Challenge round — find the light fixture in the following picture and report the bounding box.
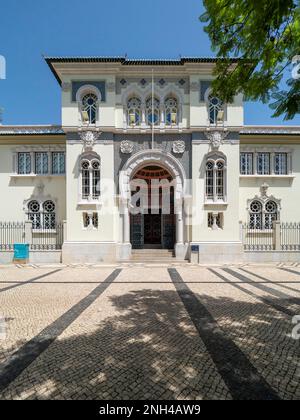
[129,113,136,126]
[217,110,224,123]
[171,112,177,125]
[81,110,90,125]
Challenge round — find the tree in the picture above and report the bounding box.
[200,0,300,120]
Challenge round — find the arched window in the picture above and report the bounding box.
[249,199,279,229]
[205,157,226,202]
[27,200,56,230]
[208,94,223,125]
[43,201,56,229]
[165,96,178,125]
[249,200,263,229]
[205,161,214,200]
[146,97,160,126]
[81,93,98,124]
[264,200,278,229]
[81,158,101,201]
[127,97,142,126]
[28,200,41,230]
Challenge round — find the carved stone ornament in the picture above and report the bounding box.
[205,130,228,149]
[172,140,185,154]
[79,130,101,150]
[120,140,134,154]
[260,182,269,198]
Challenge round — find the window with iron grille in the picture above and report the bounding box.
[249,199,279,230]
[205,158,226,202]
[18,152,31,174]
[35,152,48,175]
[274,153,287,175]
[240,153,253,175]
[27,200,56,230]
[81,159,100,201]
[52,152,65,175]
[257,153,270,175]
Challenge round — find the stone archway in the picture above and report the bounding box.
[119,150,186,259]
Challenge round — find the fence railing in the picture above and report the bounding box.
[281,223,300,251]
[31,222,64,250]
[0,221,64,251]
[241,223,275,251]
[0,222,25,251]
[241,221,300,251]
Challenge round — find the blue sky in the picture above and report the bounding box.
[0,0,299,126]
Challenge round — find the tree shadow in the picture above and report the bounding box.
[0,289,299,400]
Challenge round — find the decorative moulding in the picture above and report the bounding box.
[120,140,134,154]
[205,130,229,150]
[172,140,185,154]
[79,130,101,150]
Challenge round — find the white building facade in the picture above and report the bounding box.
[0,56,299,264]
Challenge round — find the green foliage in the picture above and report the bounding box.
[201,0,300,119]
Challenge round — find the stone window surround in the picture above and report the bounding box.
[12,146,66,177]
[247,196,281,231]
[240,147,293,176]
[76,84,102,127]
[23,196,58,232]
[78,152,101,205]
[120,83,184,130]
[204,88,227,127]
[205,152,227,204]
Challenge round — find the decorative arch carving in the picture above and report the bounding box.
[119,150,186,202]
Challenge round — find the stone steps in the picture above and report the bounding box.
[120,248,187,264]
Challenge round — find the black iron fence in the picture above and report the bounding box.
[0,221,64,251]
[0,222,25,251]
[241,222,300,251]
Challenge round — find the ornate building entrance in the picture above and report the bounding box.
[130,165,176,249]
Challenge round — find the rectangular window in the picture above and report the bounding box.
[240,153,253,175]
[257,153,270,175]
[52,152,65,175]
[274,153,287,175]
[35,152,48,175]
[18,152,31,174]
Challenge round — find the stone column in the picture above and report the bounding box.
[123,201,130,244]
[274,220,281,251]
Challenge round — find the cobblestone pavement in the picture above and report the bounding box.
[0,264,299,400]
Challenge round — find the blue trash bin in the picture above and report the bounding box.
[13,244,29,261]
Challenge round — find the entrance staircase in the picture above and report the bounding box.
[122,249,186,264]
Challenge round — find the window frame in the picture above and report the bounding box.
[205,154,227,203]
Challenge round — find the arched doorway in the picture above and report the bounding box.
[130,165,176,249]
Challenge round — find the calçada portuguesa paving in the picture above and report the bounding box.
[0,263,299,400]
